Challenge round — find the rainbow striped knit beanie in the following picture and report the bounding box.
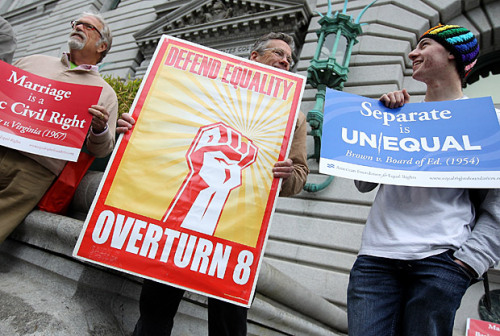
[419,24,479,78]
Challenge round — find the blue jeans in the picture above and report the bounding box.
[347,251,473,336]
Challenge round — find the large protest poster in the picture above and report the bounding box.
[73,35,305,307]
[0,61,101,161]
[320,89,500,188]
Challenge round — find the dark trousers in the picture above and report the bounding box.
[133,279,248,336]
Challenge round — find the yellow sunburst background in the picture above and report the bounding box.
[105,44,297,247]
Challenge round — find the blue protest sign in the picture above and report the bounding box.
[320,89,500,188]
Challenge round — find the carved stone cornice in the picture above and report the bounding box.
[134,0,312,62]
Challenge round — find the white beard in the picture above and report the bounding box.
[68,34,86,50]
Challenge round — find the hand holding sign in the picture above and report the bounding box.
[88,104,110,133]
[379,88,410,109]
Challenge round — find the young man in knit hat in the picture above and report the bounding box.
[347,24,500,336]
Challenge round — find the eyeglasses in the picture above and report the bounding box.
[71,20,102,38]
[262,47,294,67]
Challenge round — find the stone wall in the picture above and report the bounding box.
[1,0,500,335]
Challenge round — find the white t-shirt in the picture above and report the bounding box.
[359,185,475,260]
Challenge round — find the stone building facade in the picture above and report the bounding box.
[1,0,499,335]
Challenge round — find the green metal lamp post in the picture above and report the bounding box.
[304,0,376,192]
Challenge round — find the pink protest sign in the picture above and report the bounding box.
[0,61,102,161]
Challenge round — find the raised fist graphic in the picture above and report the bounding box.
[162,122,258,236]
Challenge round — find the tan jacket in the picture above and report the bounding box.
[280,111,309,197]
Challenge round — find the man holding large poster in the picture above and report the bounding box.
[347,24,500,336]
[131,32,308,336]
[0,12,118,242]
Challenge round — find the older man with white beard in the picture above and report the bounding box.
[0,12,119,243]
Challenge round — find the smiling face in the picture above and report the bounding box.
[250,39,293,71]
[409,38,457,83]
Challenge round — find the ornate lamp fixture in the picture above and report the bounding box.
[304,0,376,192]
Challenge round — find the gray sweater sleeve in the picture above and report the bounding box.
[454,189,500,277]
